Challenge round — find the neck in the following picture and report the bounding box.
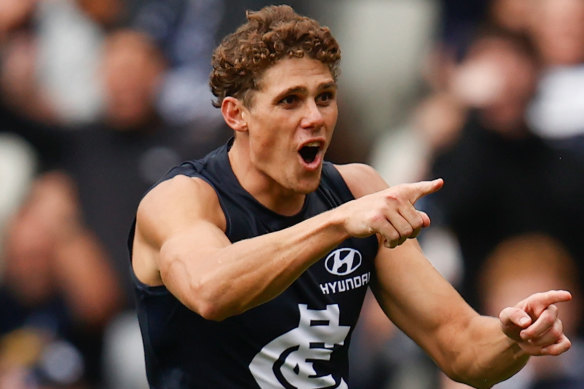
[228,137,306,216]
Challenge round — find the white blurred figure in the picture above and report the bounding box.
[35,0,126,127]
[102,312,148,389]
[310,0,440,142]
[526,0,584,153]
[0,134,36,272]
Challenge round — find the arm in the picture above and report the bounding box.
[131,170,440,321]
[133,174,350,321]
[338,164,571,388]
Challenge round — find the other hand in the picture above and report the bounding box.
[499,290,572,356]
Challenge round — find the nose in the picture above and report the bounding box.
[300,101,324,129]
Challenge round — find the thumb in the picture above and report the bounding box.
[500,307,532,339]
[408,178,444,204]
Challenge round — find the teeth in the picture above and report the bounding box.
[305,142,320,147]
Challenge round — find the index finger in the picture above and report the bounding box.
[406,178,444,204]
[523,290,572,317]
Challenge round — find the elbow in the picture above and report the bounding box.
[160,247,236,322]
[195,298,230,322]
[187,278,236,322]
[444,370,495,389]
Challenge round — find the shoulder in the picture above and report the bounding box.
[136,174,226,246]
[334,163,388,199]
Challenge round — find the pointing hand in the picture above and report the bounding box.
[499,290,572,356]
[340,178,443,248]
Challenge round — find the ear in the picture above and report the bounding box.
[221,97,248,133]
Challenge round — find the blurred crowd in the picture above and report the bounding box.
[0,0,583,388]
[363,0,584,388]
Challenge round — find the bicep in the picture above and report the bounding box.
[133,175,229,288]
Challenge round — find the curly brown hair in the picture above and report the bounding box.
[209,5,341,108]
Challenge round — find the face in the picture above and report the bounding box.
[238,56,338,195]
[101,31,164,130]
[530,0,584,65]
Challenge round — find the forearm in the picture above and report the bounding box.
[445,315,529,389]
[161,207,350,321]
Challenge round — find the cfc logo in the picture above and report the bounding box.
[324,248,362,276]
[249,304,350,389]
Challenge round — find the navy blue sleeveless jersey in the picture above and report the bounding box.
[129,140,379,388]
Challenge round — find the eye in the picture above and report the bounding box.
[316,91,334,105]
[279,95,299,107]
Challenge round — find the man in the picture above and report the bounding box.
[129,5,571,388]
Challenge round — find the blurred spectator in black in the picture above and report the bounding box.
[129,0,311,128]
[442,233,584,389]
[435,0,488,60]
[0,0,60,125]
[0,28,230,305]
[130,0,225,128]
[428,29,584,318]
[525,0,584,162]
[0,172,122,388]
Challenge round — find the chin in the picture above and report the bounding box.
[294,172,322,194]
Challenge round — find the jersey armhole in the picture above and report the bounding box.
[321,162,357,204]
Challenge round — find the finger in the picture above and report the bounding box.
[500,307,532,338]
[410,224,422,240]
[520,304,559,341]
[368,217,400,249]
[381,227,403,249]
[540,334,571,356]
[385,212,414,244]
[378,223,409,249]
[399,209,430,238]
[406,178,444,204]
[523,290,572,317]
[399,202,427,230]
[524,317,563,348]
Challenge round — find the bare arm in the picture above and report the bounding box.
[133,175,350,321]
[132,169,440,321]
[338,164,571,388]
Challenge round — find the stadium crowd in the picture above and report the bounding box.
[0,0,583,388]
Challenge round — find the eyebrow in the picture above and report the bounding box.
[319,81,337,91]
[272,81,337,103]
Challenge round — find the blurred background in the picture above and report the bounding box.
[0,0,583,388]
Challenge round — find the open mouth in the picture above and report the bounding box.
[299,144,320,163]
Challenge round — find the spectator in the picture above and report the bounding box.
[428,29,584,313]
[0,28,230,304]
[526,0,584,160]
[0,7,58,124]
[485,0,534,34]
[442,233,584,388]
[0,172,122,388]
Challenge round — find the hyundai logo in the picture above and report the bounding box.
[324,248,362,276]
